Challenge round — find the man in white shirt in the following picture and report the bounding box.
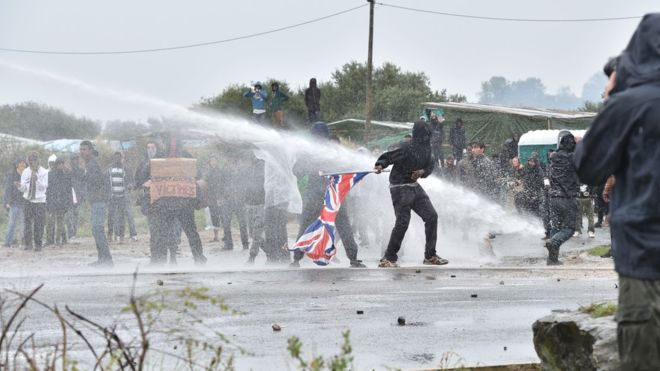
[19,152,48,251]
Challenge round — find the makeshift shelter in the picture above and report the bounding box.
[327,103,595,155]
[518,129,587,165]
[421,102,595,152]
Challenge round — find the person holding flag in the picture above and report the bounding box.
[375,120,449,268]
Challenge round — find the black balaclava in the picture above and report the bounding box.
[558,133,576,152]
[410,120,432,167]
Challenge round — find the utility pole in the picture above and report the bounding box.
[365,0,375,142]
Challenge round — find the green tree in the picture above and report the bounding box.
[0,102,101,140]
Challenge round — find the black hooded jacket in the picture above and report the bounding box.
[548,133,579,198]
[304,78,321,112]
[574,14,660,280]
[375,121,435,185]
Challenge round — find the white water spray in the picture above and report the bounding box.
[0,60,544,273]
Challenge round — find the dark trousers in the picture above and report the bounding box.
[220,200,248,249]
[247,204,265,258]
[65,203,80,238]
[548,197,577,249]
[293,199,359,263]
[452,146,463,161]
[432,143,444,167]
[150,204,204,264]
[23,202,46,248]
[383,185,438,262]
[307,109,320,123]
[616,276,660,371]
[46,209,67,245]
[542,192,552,237]
[265,206,290,262]
[109,196,127,238]
[209,204,221,228]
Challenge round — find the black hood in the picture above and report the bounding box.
[614,13,660,92]
[558,133,576,152]
[412,120,432,146]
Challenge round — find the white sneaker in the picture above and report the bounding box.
[572,231,580,238]
[131,236,138,242]
[588,231,595,239]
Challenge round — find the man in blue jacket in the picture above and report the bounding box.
[574,14,660,370]
[244,81,268,124]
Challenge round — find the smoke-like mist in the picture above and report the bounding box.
[0,60,544,274]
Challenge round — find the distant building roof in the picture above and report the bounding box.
[421,102,597,120]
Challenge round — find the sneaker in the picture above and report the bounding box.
[378,258,399,268]
[423,255,449,266]
[130,236,138,242]
[349,260,367,268]
[572,231,581,238]
[588,231,595,239]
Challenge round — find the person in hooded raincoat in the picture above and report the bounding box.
[304,78,321,123]
[545,133,579,265]
[374,120,448,267]
[574,15,660,370]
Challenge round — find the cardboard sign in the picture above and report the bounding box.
[150,158,197,203]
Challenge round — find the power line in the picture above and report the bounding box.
[0,4,368,55]
[377,2,642,22]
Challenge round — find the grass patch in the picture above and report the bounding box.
[587,245,611,257]
[580,302,617,318]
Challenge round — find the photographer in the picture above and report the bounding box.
[574,15,660,370]
[243,81,268,123]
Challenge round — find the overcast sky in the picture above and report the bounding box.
[0,0,656,121]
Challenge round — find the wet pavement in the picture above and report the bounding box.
[0,224,617,370]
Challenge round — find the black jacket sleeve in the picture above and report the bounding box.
[574,95,636,185]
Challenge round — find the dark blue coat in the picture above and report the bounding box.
[574,14,660,280]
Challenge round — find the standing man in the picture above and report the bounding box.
[545,133,579,265]
[80,141,113,266]
[270,82,289,128]
[19,152,48,251]
[66,154,84,242]
[3,159,27,248]
[449,118,466,160]
[375,120,448,268]
[108,152,130,244]
[45,158,72,246]
[429,113,445,168]
[304,78,321,123]
[135,140,167,262]
[243,81,268,124]
[575,16,660,370]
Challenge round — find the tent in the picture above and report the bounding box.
[420,102,595,152]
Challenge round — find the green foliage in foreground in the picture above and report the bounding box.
[288,330,354,371]
[587,245,611,257]
[579,302,617,318]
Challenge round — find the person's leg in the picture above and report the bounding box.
[411,187,439,260]
[235,205,249,250]
[175,205,206,263]
[586,199,595,232]
[55,211,65,245]
[273,208,290,262]
[209,204,221,241]
[575,199,584,234]
[124,193,137,238]
[116,197,126,239]
[220,203,234,249]
[292,200,322,263]
[383,187,414,263]
[90,202,112,263]
[45,210,55,245]
[335,206,359,263]
[547,198,577,262]
[33,204,46,250]
[23,203,34,249]
[247,205,265,259]
[4,205,20,246]
[148,207,168,264]
[616,276,660,371]
[106,203,114,240]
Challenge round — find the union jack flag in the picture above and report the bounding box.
[290,172,369,265]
